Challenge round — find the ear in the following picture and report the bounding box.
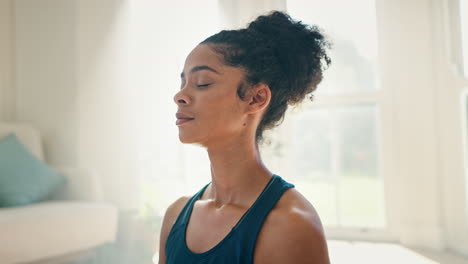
[247,83,271,114]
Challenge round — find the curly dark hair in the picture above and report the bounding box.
[200,10,331,143]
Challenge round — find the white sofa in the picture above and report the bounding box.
[0,123,119,264]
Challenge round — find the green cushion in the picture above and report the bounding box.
[0,133,66,207]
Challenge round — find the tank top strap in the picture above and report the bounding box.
[170,182,211,230]
[234,174,295,257]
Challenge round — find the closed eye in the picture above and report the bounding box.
[197,83,212,88]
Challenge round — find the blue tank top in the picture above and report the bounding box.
[165,174,294,264]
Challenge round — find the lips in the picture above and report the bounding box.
[176,112,194,126]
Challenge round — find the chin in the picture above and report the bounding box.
[178,135,193,144]
[178,133,208,148]
[178,133,199,144]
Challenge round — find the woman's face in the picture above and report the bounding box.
[174,44,248,146]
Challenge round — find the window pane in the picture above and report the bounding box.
[337,107,378,178]
[287,105,385,228]
[291,110,332,179]
[287,0,380,95]
[336,106,384,227]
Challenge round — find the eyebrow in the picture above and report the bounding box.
[180,65,221,78]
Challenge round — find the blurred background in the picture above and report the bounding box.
[0,0,468,263]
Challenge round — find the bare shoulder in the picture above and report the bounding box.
[254,188,331,264]
[163,196,191,227]
[158,196,191,264]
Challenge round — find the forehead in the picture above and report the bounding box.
[182,44,245,79]
[184,44,223,70]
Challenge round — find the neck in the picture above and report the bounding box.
[204,135,272,207]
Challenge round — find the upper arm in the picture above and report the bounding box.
[158,196,190,264]
[254,207,330,264]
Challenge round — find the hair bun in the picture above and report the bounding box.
[246,11,331,104]
[246,11,296,39]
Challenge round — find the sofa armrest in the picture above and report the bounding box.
[49,167,104,202]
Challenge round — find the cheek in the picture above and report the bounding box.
[196,96,240,133]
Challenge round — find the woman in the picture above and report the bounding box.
[159,10,331,264]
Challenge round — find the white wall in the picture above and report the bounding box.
[14,0,139,208]
[15,0,78,166]
[76,0,140,209]
[218,0,286,29]
[0,0,15,121]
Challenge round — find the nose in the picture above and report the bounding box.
[173,89,191,106]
